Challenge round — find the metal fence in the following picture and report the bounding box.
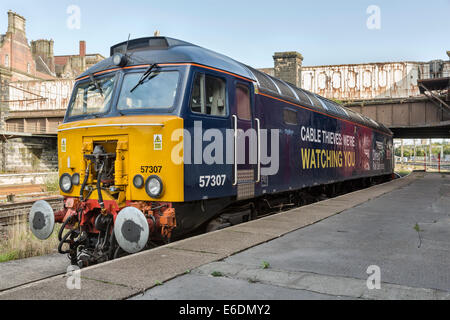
[3,122,58,134]
[395,159,450,173]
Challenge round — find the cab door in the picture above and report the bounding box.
[230,80,259,200]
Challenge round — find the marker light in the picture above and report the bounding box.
[145,175,163,198]
[133,174,144,189]
[72,173,80,186]
[112,53,128,67]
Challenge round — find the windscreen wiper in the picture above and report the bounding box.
[130,63,159,93]
[89,73,103,97]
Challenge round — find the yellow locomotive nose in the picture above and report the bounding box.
[57,115,184,204]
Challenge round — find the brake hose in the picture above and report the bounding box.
[97,162,105,210]
[80,162,91,201]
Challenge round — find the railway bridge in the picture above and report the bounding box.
[263,51,450,139]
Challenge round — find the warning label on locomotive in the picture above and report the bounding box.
[61,138,66,153]
[154,134,162,150]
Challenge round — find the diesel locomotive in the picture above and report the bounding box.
[29,37,394,267]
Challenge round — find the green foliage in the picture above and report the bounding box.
[444,146,450,155]
[416,150,425,157]
[0,250,19,263]
[331,98,344,105]
[261,261,270,269]
[211,271,223,277]
[44,173,59,192]
[396,170,411,177]
[414,223,422,232]
[0,222,60,263]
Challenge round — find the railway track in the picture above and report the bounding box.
[0,196,63,232]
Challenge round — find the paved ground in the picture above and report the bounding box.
[133,173,450,300]
[2,172,448,300]
[0,253,68,291]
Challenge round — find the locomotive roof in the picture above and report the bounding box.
[78,36,392,135]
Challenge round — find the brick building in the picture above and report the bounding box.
[54,41,105,78]
[0,10,105,173]
[0,11,55,82]
[0,10,104,92]
[0,10,105,125]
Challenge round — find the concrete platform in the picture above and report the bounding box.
[2,172,449,300]
[0,253,68,291]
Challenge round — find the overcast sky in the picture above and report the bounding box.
[0,0,449,68]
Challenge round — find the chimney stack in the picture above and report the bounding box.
[7,10,26,35]
[79,41,86,57]
[273,51,304,88]
[31,39,55,74]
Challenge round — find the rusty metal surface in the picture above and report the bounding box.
[7,79,75,112]
[301,61,450,101]
[302,62,420,100]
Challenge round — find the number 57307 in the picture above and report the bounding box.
[199,175,226,188]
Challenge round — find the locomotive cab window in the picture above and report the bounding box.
[190,73,226,116]
[283,108,298,125]
[68,75,116,117]
[118,71,179,110]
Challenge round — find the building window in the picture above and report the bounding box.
[27,63,31,74]
[190,73,227,116]
[5,54,9,67]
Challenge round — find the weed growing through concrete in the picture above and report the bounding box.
[211,271,223,277]
[414,223,423,248]
[155,280,162,286]
[261,261,270,269]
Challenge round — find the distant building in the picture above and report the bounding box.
[0,11,55,82]
[54,41,105,79]
[0,10,105,131]
[0,10,104,82]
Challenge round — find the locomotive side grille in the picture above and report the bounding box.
[237,169,255,200]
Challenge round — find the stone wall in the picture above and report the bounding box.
[0,172,57,185]
[273,52,303,88]
[0,136,57,173]
[0,67,11,129]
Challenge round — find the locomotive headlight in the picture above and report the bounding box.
[133,174,144,189]
[112,53,128,67]
[145,175,163,198]
[72,173,80,186]
[59,173,73,193]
